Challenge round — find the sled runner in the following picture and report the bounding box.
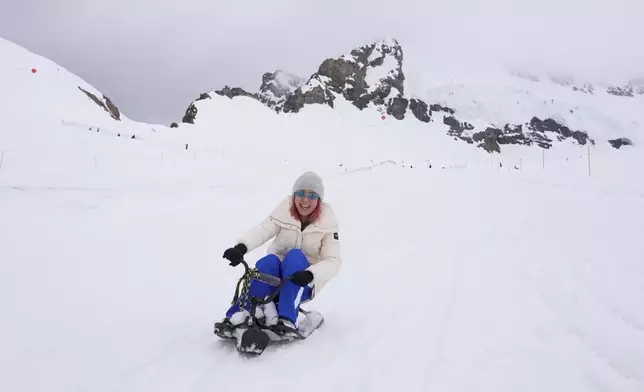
[214,259,324,355]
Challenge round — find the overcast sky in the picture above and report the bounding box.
[1,0,642,124]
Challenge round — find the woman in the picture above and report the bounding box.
[220,171,341,335]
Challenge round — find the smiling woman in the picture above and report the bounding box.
[291,171,325,227]
[217,171,341,339]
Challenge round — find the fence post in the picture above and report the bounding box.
[0,150,4,170]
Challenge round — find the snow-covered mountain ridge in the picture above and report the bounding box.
[178,38,642,153]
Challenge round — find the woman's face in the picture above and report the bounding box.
[293,190,319,216]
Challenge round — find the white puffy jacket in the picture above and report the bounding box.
[237,196,341,296]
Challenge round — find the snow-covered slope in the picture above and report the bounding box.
[2,37,644,392]
[0,37,176,188]
[415,68,644,150]
[0,37,126,128]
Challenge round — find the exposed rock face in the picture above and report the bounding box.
[104,97,120,120]
[472,124,542,151]
[409,99,431,122]
[572,83,595,95]
[472,127,501,153]
[607,83,634,97]
[387,96,408,120]
[283,84,335,113]
[77,86,121,121]
[214,86,258,100]
[283,38,408,114]
[182,103,197,124]
[528,117,592,146]
[609,138,633,149]
[443,115,475,143]
[459,116,592,153]
[430,104,455,115]
[259,70,306,111]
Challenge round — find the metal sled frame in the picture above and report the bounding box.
[229,259,312,317]
[215,259,323,355]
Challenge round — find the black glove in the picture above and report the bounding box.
[222,243,247,266]
[291,270,314,286]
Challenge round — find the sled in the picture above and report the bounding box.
[214,259,324,356]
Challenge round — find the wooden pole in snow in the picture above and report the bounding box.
[542,148,545,170]
[0,150,4,170]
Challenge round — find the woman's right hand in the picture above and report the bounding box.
[222,243,247,266]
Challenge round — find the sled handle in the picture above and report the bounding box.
[234,259,294,305]
[238,259,288,287]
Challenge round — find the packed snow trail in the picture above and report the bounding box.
[2,163,644,392]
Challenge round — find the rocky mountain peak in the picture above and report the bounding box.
[607,82,635,97]
[176,37,635,154]
[258,70,306,110]
[180,38,431,124]
[281,38,405,114]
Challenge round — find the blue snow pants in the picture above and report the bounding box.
[226,249,313,323]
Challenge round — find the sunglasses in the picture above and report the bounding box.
[294,190,319,200]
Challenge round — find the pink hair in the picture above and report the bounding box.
[290,195,322,223]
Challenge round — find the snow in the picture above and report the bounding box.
[300,76,327,93]
[415,68,644,145]
[2,37,644,392]
[0,38,129,128]
[272,70,306,93]
[260,70,306,103]
[365,54,400,93]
